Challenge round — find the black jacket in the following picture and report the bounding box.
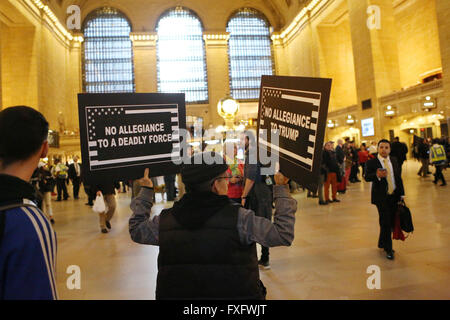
[364,156,405,205]
[68,163,81,181]
[335,145,345,164]
[418,143,429,159]
[322,149,340,174]
[156,192,264,300]
[391,142,408,163]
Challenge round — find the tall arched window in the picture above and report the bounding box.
[227,8,274,100]
[82,7,135,93]
[156,7,208,104]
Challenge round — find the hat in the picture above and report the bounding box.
[181,152,229,186]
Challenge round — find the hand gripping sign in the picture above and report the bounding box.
[257,75,332,193]
[78,93,186,185]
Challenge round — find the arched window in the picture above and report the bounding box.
[227,8,274,100]
[156,7,208,104]
[82,7,135,93]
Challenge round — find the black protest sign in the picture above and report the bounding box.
[78,93,186,185]
[257,75,332,193]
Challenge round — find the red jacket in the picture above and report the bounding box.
[358,150,369,164]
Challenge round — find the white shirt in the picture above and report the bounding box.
[377,154,396,192]
[74,162,80,177]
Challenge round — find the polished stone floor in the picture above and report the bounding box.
[52,160,450,299]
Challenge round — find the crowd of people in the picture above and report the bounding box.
[308,135,448,208]
[0,105,449,299]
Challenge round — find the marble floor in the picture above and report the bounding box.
[52,160,450,300]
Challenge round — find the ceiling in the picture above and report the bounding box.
[48,0,315,31]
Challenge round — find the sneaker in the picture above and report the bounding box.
[101,228,108,234]
[106,221,111,229]
[258,259,271,270]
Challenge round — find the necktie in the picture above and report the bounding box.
[383,159,394,194]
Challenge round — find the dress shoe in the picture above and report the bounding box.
[332,199,340,202]
[441,183,447,186]
[386,251,395,260]
[101,228,108,234]
[318,201,328,205]
[106,221,111,229]
[50,218,55,225]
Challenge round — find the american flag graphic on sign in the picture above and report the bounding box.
[259,86,322,172]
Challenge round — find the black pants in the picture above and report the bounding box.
[72,176,81,198]
[434,165,446,184]
[350,163,359,181]
[164,175,176,201]
[375,194,399,253]
[84,185,95,205]
[252,183,273,262]
[56,178,69,200]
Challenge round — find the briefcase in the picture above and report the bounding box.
[398,200,414,233]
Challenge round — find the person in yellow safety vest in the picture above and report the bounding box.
[430,138,447,186]
[51,158,69,200]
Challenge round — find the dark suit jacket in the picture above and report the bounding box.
[364,156,404,205]
[68,163,81,181]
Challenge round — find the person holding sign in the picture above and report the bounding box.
[365,140,405,260]
[129,152,297,300]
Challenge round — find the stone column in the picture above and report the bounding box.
[203,32,230,127]
[347,0,402,139]
[131,33,158,93]
[435,0,450,124]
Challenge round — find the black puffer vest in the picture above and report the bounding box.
[156,203,264,300]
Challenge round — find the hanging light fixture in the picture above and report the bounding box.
[346,115,355,125]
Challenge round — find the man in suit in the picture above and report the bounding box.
[390,137,408,175]
[68,156,82,199]
[365,139,405,260]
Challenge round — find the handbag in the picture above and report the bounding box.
[392,200,413,241]
[398,200,414,233]
[92,194,106,213]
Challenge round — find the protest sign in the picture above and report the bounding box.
[78,93,186,185]
[257,75,332,192]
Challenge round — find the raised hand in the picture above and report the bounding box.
[138,168,153,188]
[274,172,289,185]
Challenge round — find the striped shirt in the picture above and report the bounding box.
[0,201,58,300]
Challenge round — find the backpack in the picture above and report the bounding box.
[0,201,37,247]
